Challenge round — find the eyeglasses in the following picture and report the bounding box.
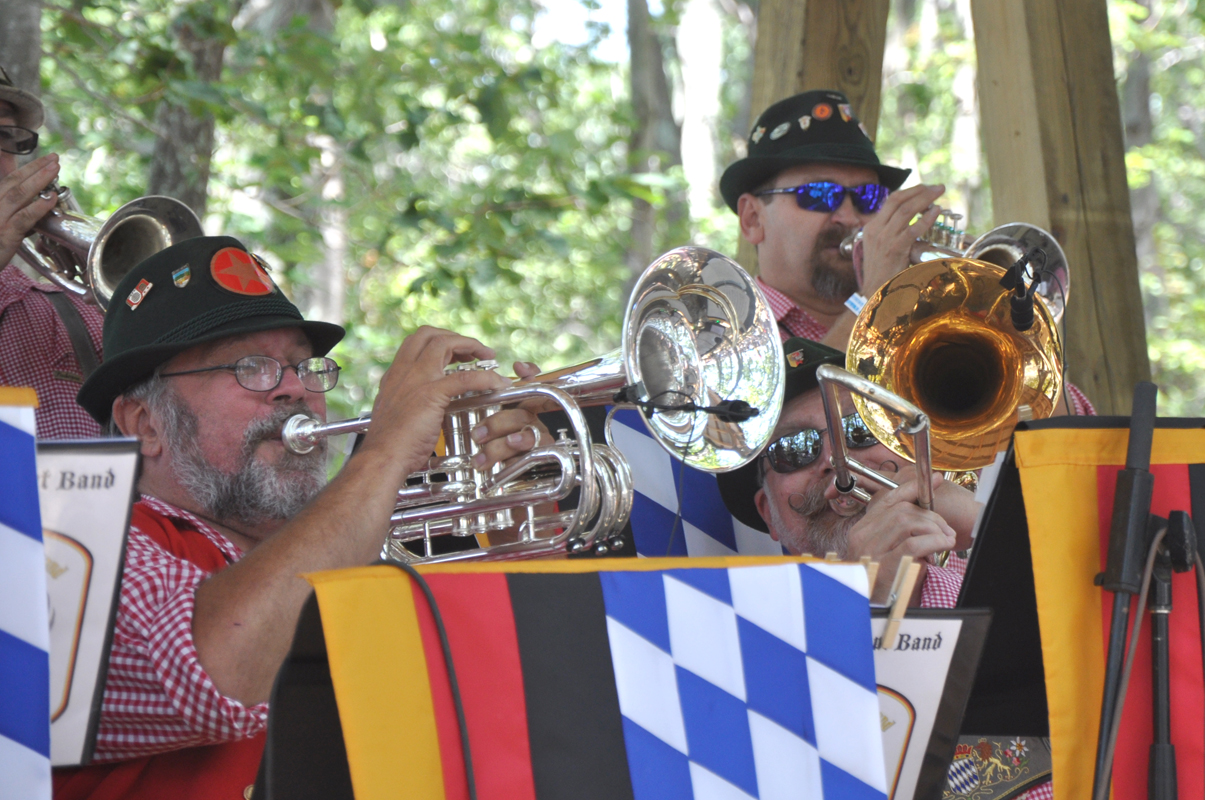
[762,412,878,474]
[160,355,341,393]
[0,125,38,155]
[754,181,890,215]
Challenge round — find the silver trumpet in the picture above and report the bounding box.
[282,246,785,564]
[19,184,204,311]
[839,210,1070,323]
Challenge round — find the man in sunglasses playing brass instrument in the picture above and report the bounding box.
[0,64,105,438]
[720,90,946,351]
[57,236,547,799]
[718,340,978,608]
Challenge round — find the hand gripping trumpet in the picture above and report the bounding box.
[282,246,786,564]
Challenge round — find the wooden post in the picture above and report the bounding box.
[738,0,890,272]
[973,0,1150,414]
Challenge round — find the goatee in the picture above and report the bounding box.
[809,223,859,303]
[168,402,329,527]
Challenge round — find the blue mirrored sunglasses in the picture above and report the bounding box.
[755,181,889,215]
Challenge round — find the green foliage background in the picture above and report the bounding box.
[34,0,1205,418]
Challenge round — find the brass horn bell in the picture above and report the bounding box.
[846,256,1063,472]
[19,184,204,311]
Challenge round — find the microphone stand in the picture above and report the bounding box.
[1091,382,1158,800]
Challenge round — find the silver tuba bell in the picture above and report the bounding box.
[18,184,204,311]
[282,246,786,564]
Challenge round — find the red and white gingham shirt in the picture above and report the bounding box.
[0,263,103,439]
[93,495,267,761]
[757,278,831,343]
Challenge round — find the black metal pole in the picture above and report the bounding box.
[1092,382,1159,800]
[1148,546,1177,800]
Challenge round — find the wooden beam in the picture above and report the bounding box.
[973,0,1150,415]
[739,0,890,273]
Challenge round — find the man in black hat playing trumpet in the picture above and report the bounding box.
[720,89,945,350]
[57,236,546,799]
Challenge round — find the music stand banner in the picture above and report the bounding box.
[1013,422,1205,799]
[37,439,140,766]
[304,557,888,800]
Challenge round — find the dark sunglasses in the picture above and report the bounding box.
[0,125,38,155]
[160,355,341,393]
[762,412,878,474]
[754,181,890,215]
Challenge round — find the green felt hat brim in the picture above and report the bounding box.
[77,316,344,426]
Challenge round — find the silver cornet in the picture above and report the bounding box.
[282,246,786,564]
[19,184,204,311]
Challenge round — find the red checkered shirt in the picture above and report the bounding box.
[757,278,831,343]
[92,495,267,761]
[919,552,967,609]
[0,263,103,439]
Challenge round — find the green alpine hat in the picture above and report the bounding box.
[716,338,845,533]
[719,89,910,212]
[77,235,345,425]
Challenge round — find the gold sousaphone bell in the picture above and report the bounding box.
[820,226,1065,505]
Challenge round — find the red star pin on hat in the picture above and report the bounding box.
[210,247,275,296]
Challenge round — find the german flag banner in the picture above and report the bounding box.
[304,557,888,800]
[1013,423,1205,799]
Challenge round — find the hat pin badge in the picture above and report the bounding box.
[769,122,791,141]
[172,265,191,288]
[751,125,766,144]
[126,279,153,310]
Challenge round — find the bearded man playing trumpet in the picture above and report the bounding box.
[55,235,548,800]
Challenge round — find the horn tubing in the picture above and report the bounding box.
[816,364,933,511]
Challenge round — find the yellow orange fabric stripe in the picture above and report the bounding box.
[0,387,38,407]
[306,567,446,800]
[1013,427,1205,800]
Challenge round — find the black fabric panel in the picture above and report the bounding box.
[958,446,1050,735]
[1017,417,1205,431]
[508,573,635,800]
[254,592,353,800]
[1189,463,1205,533]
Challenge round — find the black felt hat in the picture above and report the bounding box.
[77,235,345,424]
[716,338,845,532]
[0,64,44,130]
[719,89,911,212]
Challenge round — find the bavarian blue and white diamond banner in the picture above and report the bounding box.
[609,409,785,557]
[0,391,51,799]
[600,561,887,799]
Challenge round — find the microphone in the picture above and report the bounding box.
[999,247,1042,332]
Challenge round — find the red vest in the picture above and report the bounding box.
[54,502,265,800]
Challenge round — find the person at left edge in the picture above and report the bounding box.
[54,235,548,800]
[0,64,103,438]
